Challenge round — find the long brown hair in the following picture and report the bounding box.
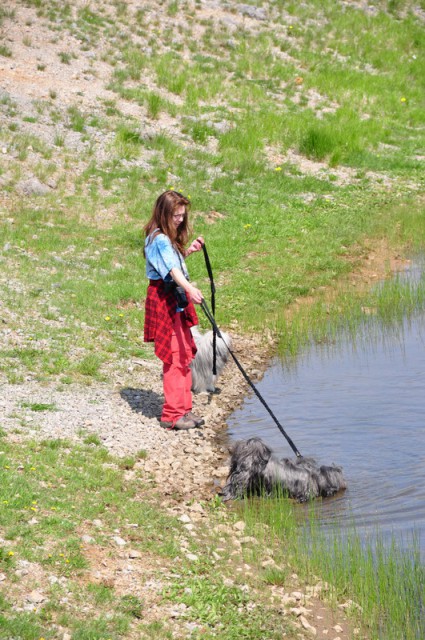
[144,190,191,255]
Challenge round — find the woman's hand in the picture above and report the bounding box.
[186,283,204,305]
[186,236,204,256]
[170,266,204,304]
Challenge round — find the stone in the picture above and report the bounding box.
[81,534,94,544]
[290,606,312,617]
[239,536,257,544]
[16,178,51,196]
[300,615,317,635]
[27,590,45,604]
[178,514,191,524]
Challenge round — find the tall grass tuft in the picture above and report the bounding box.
[240,494,425,640]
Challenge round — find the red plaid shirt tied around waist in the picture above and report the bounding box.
[144,280,198,364]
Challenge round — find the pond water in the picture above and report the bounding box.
[227,262,425,560]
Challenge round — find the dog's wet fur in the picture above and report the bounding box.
[222,437,346,502]
[191,325,231,393]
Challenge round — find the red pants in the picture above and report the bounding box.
[161,312,193,425]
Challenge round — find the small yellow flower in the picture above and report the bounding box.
[30,467,36,471]
[118,313,124,317]
[65,559,70,564]
[3,500,8,505]
[105,316,111,321]
[5,465,10,469]
[244,224,252,230]
[275,166,282,171]
[400,97,406,103]
[59,553,64,557]
[8,551,14,557]
[32,500,37,505]
[31,507,37,511]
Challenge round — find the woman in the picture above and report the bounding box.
[143,190,205,430]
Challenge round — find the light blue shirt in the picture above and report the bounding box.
[145,231,189,282]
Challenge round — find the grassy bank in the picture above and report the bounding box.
[240,496,425,640]
[0,1,424,638]
[0,0,424,384]
[0,432,296,639]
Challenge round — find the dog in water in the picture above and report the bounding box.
[221,437,346,502]
[190,325,232,393]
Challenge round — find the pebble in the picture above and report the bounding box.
[112,536,126,547]
[300,615,317,635]
[26,590,45,603]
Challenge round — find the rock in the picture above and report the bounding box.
[261,558,276,568]
[239,536,257,544]
[187,502,205,514]
[27,590,45,604]
[290,606,311,617]
[16,178,51,196]
[81,534,94,544]
[238,4,267,20]
[112,536,126,547]
[178,514,191,524]
[300,615,316,635]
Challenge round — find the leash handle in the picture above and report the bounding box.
[200,300,302,458]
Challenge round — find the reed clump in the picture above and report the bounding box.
[240,494,424,640]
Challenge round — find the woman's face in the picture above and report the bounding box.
[171,204,186,229]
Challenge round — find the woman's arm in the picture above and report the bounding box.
[170,267,203,304]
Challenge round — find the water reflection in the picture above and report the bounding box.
[227,263,425,559]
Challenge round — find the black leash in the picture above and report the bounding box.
[202,244,217,375]
[200,298,302,458]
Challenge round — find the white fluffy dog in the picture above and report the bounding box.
[190,325,232,393]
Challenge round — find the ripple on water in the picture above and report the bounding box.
[228,307,425,559]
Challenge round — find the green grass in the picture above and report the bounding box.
[20,402,57,412]
[0,2,424,635]
[236,494,425,640]
[0,436,300,639]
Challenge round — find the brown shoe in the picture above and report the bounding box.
[186,412,205,427]
[174,415,197,430]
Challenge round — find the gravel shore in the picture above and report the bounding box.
[1,331,274,501]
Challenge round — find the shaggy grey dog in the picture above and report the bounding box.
[190,325,232,393]
[222,437,346,502]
